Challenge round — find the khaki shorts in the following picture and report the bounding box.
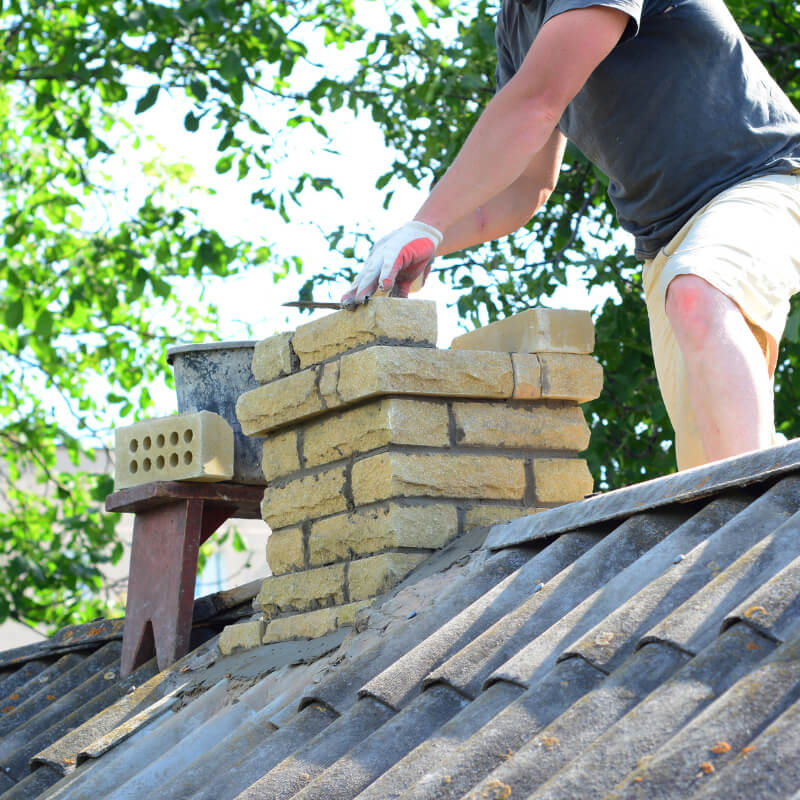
[643,170,800,470]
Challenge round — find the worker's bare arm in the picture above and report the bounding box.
[437,128,566,256]
[414,5,629,234]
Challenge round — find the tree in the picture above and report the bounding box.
[0,0,366,630]
[1,0,797,629]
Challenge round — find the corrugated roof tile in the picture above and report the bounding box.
[352,681,523,800]
[465,641,691,799]
[608,630,800,799]
[191,702,339,800]
[3,442,800,800]
[301,546,534,714]
[487,440,800,548]
[641,507,800,655]
[530,622,776,800]
[234,697,394,800]
[429,510,686,699]
[724,552,800,643]
[689,693,800,800]
[293,684,468,800]
[400,657,604,800]
[361,531,601,710]
[0,661,49,706]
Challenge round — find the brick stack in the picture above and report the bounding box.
[234,298,602,644]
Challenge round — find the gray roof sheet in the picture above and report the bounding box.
[2,440,800,799]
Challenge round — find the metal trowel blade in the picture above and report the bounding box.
[282,301,341,310]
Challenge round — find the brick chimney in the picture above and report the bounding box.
[233,299,601,645]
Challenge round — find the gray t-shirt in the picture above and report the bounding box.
[496,0,800,259]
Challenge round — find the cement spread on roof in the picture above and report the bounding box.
[1,441,800,799]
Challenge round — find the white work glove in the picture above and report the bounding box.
[341,221,443,308]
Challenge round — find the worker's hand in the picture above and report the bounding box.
[341,221,443,308]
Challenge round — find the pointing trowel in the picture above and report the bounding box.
[282,301,341,310]
[283,277,423,311]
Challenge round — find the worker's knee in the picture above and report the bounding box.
[664,274,730,348]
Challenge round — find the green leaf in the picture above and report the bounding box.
[34,310,54,340]
[135,85,160,114]
[219,51,243,82]
[4,300,23,328]
[215,154,234,174]
[184,112,200,132]
[189,79,208,101]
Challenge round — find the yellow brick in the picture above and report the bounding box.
[261,465,347,529]
[309,503,459,566]
[533,458,594,504]
[114,411,233,490]
[218,620,265,655]
[463,504,542,531]
[291,297,437,368]
[450,309,594,354]
[511,353,542,400]
[261,430,300,483]
[539,353,603,403]
[338,346,514,404]
[236,367,327,437]
[262,600,371,643]
[319,360,340,406]
[252,332,294,383]
[348,553,429,601]
[351,452,526,505]
[256,563,346,618]
[452,403,590,451]
[303,398,449,468]
[266,527,305,575]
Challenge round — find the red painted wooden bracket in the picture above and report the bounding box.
[106,481,263,677]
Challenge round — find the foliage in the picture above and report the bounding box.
[0,0,364,630]
[1,0,797,628]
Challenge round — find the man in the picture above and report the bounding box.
[341,0,800,471]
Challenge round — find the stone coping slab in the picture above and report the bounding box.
[450,308,594,354]
[237,346,601,437]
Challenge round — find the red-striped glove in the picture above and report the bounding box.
[341,221,443,308]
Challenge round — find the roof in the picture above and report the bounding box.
[3,440,800,799]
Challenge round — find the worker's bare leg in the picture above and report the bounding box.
[665,274,774,463]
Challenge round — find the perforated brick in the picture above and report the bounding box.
[114,411,233,490]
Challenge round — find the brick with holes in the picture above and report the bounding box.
[114,411,234,490]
